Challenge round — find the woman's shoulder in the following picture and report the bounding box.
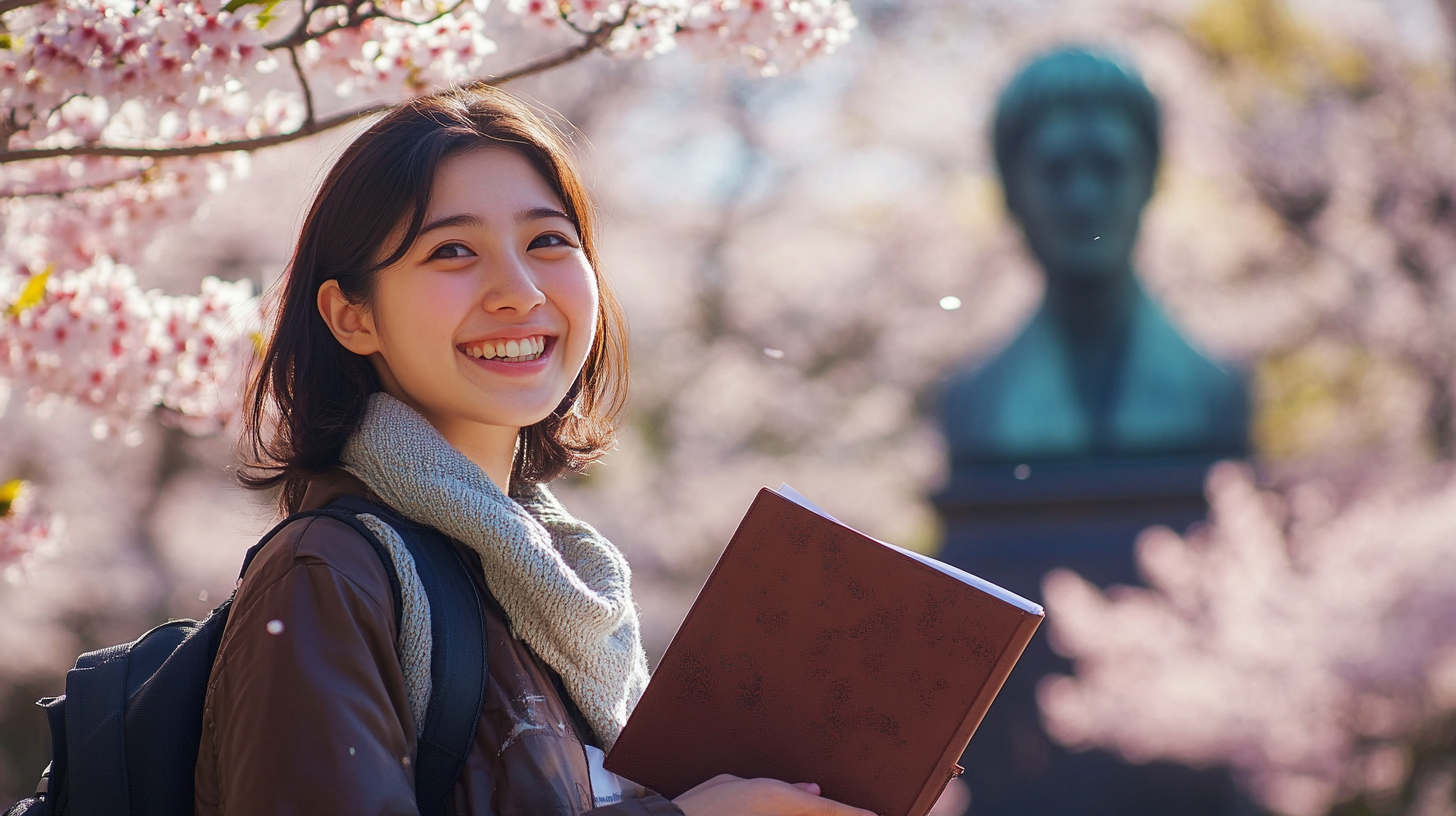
[213,507,404,687]
[236,472,398,626]
[253,472,396,591]
[245,514,393,604]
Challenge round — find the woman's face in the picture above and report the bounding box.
[354,148,598,437]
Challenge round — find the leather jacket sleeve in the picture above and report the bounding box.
[196,516,421,816]
[195,501,686,816]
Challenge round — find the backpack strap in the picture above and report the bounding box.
[254,496,488,816]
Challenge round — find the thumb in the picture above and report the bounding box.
[793,782,823,796]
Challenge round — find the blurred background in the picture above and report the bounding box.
[4,0,1456,813]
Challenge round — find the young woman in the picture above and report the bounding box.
[199,86,877,816]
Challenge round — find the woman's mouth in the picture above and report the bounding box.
[459,335,549,363]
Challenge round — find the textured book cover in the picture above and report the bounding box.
[606,487,1044,816]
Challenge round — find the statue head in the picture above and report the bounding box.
[993,48,1161,287]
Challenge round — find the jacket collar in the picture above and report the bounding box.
[298,469,380,512]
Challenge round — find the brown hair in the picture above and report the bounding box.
[240,85,628,514]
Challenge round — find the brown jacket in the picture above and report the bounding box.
[195,471,683,816]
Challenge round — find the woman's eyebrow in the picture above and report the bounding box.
[420,213,483,234]
[518,206,572,224]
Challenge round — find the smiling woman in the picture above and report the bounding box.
[242,89,628,512]
[209,86,877,816]
[314,147,603,492]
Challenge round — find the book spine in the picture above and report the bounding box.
[903,610,1044,816]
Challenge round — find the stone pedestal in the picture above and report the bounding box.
[934,457,1259,816]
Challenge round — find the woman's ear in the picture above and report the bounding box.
[317,279,381,356]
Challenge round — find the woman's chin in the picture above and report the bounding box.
[464,401,567,430]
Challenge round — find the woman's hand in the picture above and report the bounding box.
[672,774,880,816]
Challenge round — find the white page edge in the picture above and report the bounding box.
[771,483,1044,616]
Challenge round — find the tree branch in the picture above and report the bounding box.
[263,0,468,51]
[287,46,317,127]
[0,105,381,162]
[3,166,151,197]
[473,8,626,86]
[371,0,467,28]
[0,14,632,165]
[265,0,361,51]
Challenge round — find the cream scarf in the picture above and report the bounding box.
[341,392,650,751]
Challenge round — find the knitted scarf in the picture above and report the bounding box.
[341,392,650,751]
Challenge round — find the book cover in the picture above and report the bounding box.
[605,486,1044,816]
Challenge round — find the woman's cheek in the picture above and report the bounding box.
[565,267,599,360]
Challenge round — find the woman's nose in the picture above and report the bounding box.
[481,253,546,314]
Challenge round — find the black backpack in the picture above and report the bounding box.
[3,496,487,816]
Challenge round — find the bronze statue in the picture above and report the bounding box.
[942,48,1248,466]
[935,49,1254,816]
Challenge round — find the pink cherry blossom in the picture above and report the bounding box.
[2,155,249,273]
[1040,462,1456,816]
[0,259,261,437]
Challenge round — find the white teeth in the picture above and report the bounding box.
[463,336,546,362]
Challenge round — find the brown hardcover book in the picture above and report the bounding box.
[605,486,1044,816]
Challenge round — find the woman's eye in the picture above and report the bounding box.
[429,242,474,260]
[529,233,576,251]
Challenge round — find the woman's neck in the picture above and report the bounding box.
[370,362,521,492]
[381,389,519,492]
[427,418,520,493]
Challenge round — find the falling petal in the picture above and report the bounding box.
[266,619,285,635]
[763,348,786,359]
[939,296,962,311]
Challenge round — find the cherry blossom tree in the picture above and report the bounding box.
[1,0,856,281]
[0,0,859,567]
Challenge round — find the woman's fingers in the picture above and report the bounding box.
[795,787,877,816]
[673,776,878,816]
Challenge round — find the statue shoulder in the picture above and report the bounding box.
[943,311,1060,410]
[1121,291,1250,454]
[940,311,1074,460]
[1128,293,1247,400]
